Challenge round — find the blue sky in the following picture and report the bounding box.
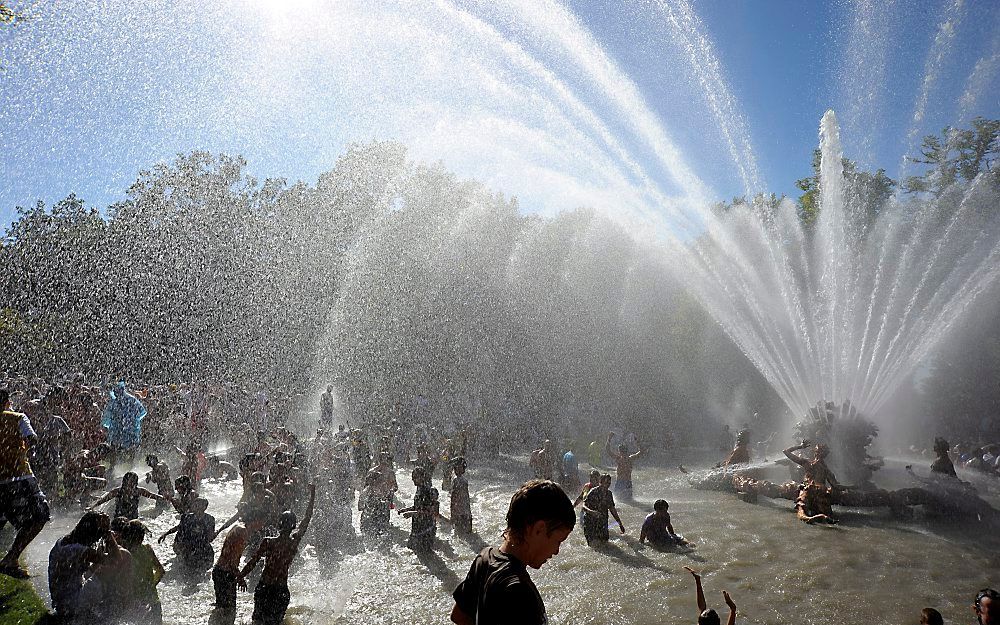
[1,0,997,231]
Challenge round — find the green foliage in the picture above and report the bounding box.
[795,149,896,226]
[904,117,1000,196]
[0,573,52,624]
[0,144,784,445]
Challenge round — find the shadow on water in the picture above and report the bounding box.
[415,547,461,591]
[591,537,674,572]
[454,529,489,553]
[207,606,237,625]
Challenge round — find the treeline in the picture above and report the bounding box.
[0,143,784,447]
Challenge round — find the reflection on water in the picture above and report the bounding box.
[15,452,1000,624]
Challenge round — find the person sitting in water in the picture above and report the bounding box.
[976,588,997,625]
[90,471,170,520]
[684,566,737,625]
[212,523,248,612]
[119,519,164,624]
[930,437,957,477]
[159,497,215,570]
[451,480,575,625]
[581,473,625,545]
[640,499,687,548]
[203,455,239,481]
[238,483,316,625]
[605,432,642,498]
[399,466,440,552]
[716,430,752,468]
[783,440,840,524]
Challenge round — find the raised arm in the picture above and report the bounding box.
[723,590,737,625]
[783,441,810,466]
[214,509,242,539]
[684,567,707,613]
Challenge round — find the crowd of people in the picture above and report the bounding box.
[0,375,478,624]
[0,374,996,624]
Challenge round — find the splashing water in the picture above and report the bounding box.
[673,109,1000,419]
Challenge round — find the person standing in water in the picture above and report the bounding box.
[451,480,575,625]
[450,457,473,535]
[238,483,316,625]
[319,385,334,430]
[89,471,170,520]
[581,473,625,545]
[605,432,642,499]
[930,437,957,477]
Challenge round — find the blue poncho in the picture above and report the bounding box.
[102,382,146,450]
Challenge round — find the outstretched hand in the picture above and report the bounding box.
[236,575,247,591]
[683,566,700,579]
[723,590,736,609]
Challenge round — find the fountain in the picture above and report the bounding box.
[2,1,1000,624]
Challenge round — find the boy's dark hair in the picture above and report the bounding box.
[654,499,669,512]
[506,480,575,539]
[72,511,109,544]
[119,520,148,546]
[698,608,721,625]
[977,588,998,609]
[920,607,943,625]
[0,388,9,408]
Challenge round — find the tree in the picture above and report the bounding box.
[795,149,896,225]
[903,117,1000,196]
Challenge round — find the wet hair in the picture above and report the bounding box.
[110,516,129,534]
[0,388,9,408]
[600,473,612,484]
[278,510,297,532]
[698,609,721,625]
[933,437,950,455]
[119,520,148,547]
[452,456,467,470]
[589,469,600,480]
[71,511,110,545]
[145,454,159,466]
[122,471,139,487]
[193,497,209,513]
[654,499,669,512]
[412,466,429,483]
[505,479,575,540]
[920,607,943,625]
[977,588,999,610]
[175,475,192,492]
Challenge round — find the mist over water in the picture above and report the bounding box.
[2,1,1000,624]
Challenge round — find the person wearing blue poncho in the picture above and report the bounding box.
[102,382,146,466]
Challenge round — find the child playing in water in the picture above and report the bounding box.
[581,473,625,545]
[171,475,199,515]
[399,466,440,552]
[90,471,169,520]
[640,499,688,548]
[238,484,316,625]
[159,497,215,570]
[119,519,164,624]
[145,454,174,511]
[451,479,575,625]
[450,457,472,535]
[212,523,248,611]
[684,566,737,625]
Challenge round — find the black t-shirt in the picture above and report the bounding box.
[453,547,547,625]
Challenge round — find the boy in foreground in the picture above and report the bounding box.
[451,479,575,625]
[238,483,316,625]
